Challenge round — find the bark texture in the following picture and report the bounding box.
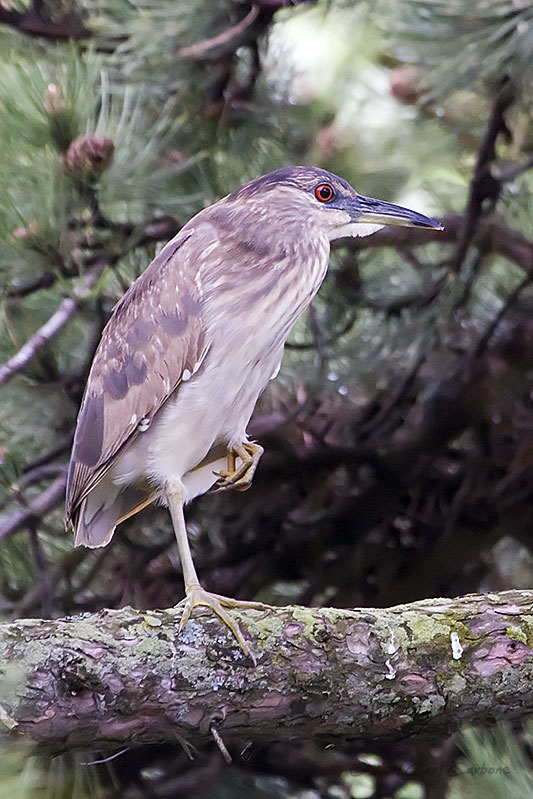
[1,590,533,753]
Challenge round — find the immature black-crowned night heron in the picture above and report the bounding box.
[66,166,441,655]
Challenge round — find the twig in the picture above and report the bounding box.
[20,436,72,474]
[210,726,232,763]
[81,749,130,767]
[360,276,446,316]
[0,296,78,385]
[497,154,533,184]
[452,79,515,273]
[451,249,486,311]
[15,463,67,491]
[0,476,66,540]
[286,311,359,350]
[398,246,427,271]
[101,215,182,247]
[357,354,426,439]
[0,267,102,386]
[5,217,182,300]
[179,5,261,61]
[5,272,58,299]
[474,271,533,358]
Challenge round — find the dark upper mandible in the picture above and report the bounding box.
[229,166,442,232]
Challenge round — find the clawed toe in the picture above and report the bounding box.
[176,586,270,662]
[212,472,253,492]
[212,442,264,492]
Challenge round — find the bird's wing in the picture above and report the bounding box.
[66,229,209,522]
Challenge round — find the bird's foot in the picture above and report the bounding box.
[213,442,264,492]
[177,584,270,662]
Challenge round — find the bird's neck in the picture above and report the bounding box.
[198,202,330,344]
[202,198,330,276]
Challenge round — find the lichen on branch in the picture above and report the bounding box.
[1,590,532,754]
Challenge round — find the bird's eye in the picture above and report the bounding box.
[314,183,335,203]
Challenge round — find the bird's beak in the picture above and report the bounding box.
[347,195,443,230]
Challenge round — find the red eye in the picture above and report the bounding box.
[314,183,334,202]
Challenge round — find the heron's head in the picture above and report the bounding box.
[233,166,442,241]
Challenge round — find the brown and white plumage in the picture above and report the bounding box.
[66,166,441,653]
[66,229,209,544]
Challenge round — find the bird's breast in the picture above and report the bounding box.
[205,235,330,342]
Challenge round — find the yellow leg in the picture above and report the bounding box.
[166,481,269,661]
[213,442,264,492]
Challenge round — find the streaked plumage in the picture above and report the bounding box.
[66,166,441,654]
[66,231,207,538]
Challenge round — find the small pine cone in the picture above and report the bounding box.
[390,65,423,105]
[65,134,115,181]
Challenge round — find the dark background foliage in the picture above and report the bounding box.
[1,0,533,796]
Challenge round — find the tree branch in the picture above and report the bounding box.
[5,216,182,299]
[0,296,79,385]
[0,1,90,40]
[451,79,514,273]
[178,4,261,61]
[178,1,310,62]
[335,214,533,274]
[0,475,66,540]
[0,267,103,386]
[1,590,532,753]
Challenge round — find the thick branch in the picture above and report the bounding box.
[0,1,90,40]
[1,590,532,753]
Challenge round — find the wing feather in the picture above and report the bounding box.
[66,229,209,522]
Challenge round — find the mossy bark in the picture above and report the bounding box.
[1,590,533,753]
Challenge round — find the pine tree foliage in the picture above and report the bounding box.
[373,0,533,97]
[449,724,533,799]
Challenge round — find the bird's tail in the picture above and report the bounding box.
[74,480,156,548]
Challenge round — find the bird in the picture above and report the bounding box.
[66,166,442,655]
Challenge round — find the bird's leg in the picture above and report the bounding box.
[166,481,269,660]
[213,442,264,492]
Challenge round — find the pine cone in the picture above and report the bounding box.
[390,66,423,105]
[65,135,115,181]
